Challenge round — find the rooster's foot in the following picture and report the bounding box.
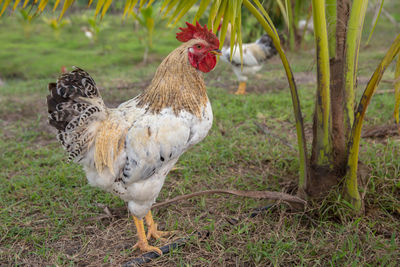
[132,215,163,255]
[145,211,174,240]
[146,224,172,240]
[235,81,247,95]
[133,240,162,255]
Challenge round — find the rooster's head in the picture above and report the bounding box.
[176,22,221,73]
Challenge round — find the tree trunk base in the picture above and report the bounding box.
[305,163,369,214]
[306,166,341,198]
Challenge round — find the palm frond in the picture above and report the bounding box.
[311,0,333,166]
[193,0,211,23]
[0,0,12,16]
[59,0,74,21]
[53,0,61,11]
[366,0,384,46]
[169,0,197,26]
[207,0,221,30]
[243,0,308,188]
[12,0,21,10]
[344,0,368,132]
[94,0,106,17]
[345,34,400,209]
[22,0,29,8]
[394,55,400,124]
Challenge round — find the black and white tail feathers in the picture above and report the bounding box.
[256,34,278,60]
[47,67,107,161]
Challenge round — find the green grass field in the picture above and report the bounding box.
[1,5,400,266]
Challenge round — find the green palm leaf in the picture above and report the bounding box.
[193,0,211,23]
[101,0,113,19]
[207,0,221,30]
[0,0,12,16]
[12,0,21,10]
[217,0,231,48]
[59,0,74,21]
[162,0,180,18]
[366,0,384,46]
[233,0,243,64]
[212,0,227,33]
[95,0,106,17]
[53,0,61,11]
[243,0,308,187]
[346,34,400,209]
[22,0,29,8]
[171,0,198,25]
[139,0,146,8]
[394,55,400,124]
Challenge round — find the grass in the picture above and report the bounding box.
[1,4,400,266]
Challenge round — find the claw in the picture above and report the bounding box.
[146,223,172,240]
[133,240,162,255]
[145,211,173,241]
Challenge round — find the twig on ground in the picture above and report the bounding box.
[0,198,26,214]
[152,189,306,209]
[254,121,294,149]
[362,123,400,138]
[375,89,395,95]
[382,8,400,28]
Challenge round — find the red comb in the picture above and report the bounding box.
[176,21,219,48]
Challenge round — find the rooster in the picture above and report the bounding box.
[221,26,278,95]
[46,22,221,255]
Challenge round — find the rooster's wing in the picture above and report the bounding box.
[121,112,192,185]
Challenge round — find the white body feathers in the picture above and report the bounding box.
[221,34,277,82]
[81,100,213,218]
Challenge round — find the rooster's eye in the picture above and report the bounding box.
[196,44,202,49]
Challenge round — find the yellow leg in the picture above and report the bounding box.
[145,211,172,240]
[132,216,162,255]
[235,81,247,95]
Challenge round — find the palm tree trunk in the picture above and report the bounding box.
[330,0,350,171]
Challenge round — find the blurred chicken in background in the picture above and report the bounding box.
[81,26,94,43]
[220,24,278,95]
[298,19,314,33]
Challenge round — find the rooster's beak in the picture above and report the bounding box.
[210,49,222,56]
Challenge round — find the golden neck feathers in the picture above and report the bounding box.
[137,40,209,118]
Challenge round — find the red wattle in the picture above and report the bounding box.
[189,52,217,73]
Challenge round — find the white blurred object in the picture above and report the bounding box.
[298,19,314,33]
[81,26,94,42]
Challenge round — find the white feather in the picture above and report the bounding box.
[221,43,260,68]
[81,100,213,218]
[221,43,266,82]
